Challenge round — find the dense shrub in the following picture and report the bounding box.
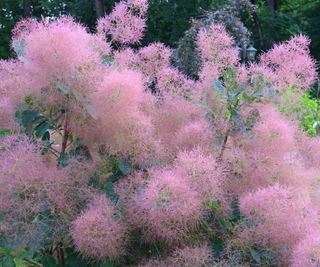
[0,0,319,266]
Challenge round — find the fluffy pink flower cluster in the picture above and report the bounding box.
[97,0,148,44]
[197,23,239,81]
[137,42,172,83]
[174,147,222,201]
[87,69,159,164]
[259,35,317,90]
[169,244,213,266]
[0,60,29,128]
[224,104,305,195]
[15,17,108,92]
[127,147,222,245]
[156,67,195,98]
[0,135,92,248]
[150,95,212,161]
[2,5,320,265]
[290,232,320,267]
[71,195,127,260]
[240,184,318,263]
[113,43,193,98]
[129,169,204,244]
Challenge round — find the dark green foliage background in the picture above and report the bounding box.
[1,0,320,61]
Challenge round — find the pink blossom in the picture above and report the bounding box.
[150,95,212,161]
[174,147,223,202]
[169,244,213,266]
[260,35,317,90]
[290,231,320,267]
[156,67,195,98]
[88,69,159,164]
[137,243,212,267]
[0,60,32,128]
[113,47,140,70]
[197,23,239,76]
[18,17,107,93]
[0,135,92,249]
[137,42,172,83]
[71,195,127,259]
[128,169,204,244]
[240,184,318,263]
[97,0,148,45]
[224,104,303,195]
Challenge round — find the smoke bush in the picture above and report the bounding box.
[150,95,212,161]
[197,23,239,75]
[0,135,92,250]
[1,3,320,266]
[290,231,320,267]
[240,184,318,263]
[97,0,148,45]
[128,169,204,245]
[71,195,127,260]
[138,244,212,267]
[88,69,159,164]
[260,35,317,90]
[173,147,223,202]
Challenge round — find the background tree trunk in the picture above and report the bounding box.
[249,0,264,48]
[23,0,32,17]
[95,0,105,19]
[267,0,275,14]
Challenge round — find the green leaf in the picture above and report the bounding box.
[20,250,34,260]
[250,248,261,264]
[211,237,224,258]
[104,181,119,202]
[1,256,15,267]
[102,55,113,66]
[213,79,224,93]
[58,84,70,94]
[42,131,50,141]
[204,200,221,212]
[34,121,51,138]
[65,253,87,267]
[0,129,11,136]
[100,260,113,267]
[41,255,62,267]
[118,160,131,176]
[231,199,242,222]
[13,259,24,267]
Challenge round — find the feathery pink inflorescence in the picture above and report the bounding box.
[137,42,172,83]
[150,95,212,161]
[174,147,222,202]
[89,69,159,164]
[97,0,148,45]
[240,184,318,263]
[0,60,31,129]
[15,17,108,93]
[71,195,127,260]
[246,104,296,161]
[156,67,195,98]
[260,35,317,90]
[0,135,92,248]
[128,169,204,245]
[197,23,239,76]
[113,47,140,70]
[290,231,320,267]
[224,104,303,195]
[169,244,213,266]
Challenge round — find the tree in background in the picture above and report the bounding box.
[1,0,320,61]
